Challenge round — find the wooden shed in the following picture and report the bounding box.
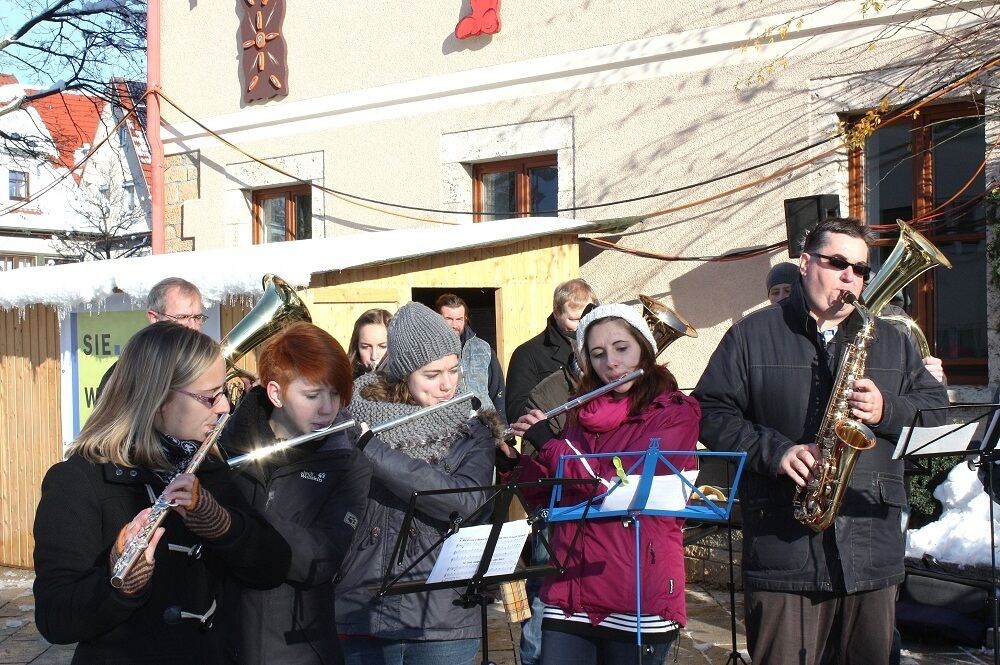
[0,217,600,567]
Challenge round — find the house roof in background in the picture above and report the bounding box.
[23,89,105,182]
[110,79,151,188]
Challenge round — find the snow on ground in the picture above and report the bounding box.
[906,461,999,566]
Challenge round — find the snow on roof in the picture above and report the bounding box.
[0,217,598,312]
[24,89,105,182]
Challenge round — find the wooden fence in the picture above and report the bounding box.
[0,306,62,569]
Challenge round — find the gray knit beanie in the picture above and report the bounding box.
[382,302,462,380]
[766,262,800,292]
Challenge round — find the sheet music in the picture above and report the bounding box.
[426,519,531,584]
[892,422,979,459]
[598,469,700,512]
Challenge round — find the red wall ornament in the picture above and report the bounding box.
[240,0,289,103]
[455,0,501,39]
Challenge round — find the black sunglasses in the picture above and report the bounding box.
[810,253,872,279]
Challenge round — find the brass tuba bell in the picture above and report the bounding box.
[861,219,952,316]
[639,294,697,359]
[861,220,952,357]
[221,274,312,404]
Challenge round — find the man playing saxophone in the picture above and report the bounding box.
[693,217,948,665]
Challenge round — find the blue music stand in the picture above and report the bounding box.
[545,438,746,663]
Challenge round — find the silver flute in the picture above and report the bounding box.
[370,392,476,433]
[111,414,231,589]
[227,419,357,468]
[230,392,476,467]
[502,368,644,439]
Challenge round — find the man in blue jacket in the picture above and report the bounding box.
[694,217,948,665]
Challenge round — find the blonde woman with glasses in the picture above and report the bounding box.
[33,321,291,664]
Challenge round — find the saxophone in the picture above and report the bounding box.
[792,220,953,532]
[793,292,877,532]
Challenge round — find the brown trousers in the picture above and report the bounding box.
[744,586,897,665]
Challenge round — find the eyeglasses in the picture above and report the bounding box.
[153,311,209,324]
[173,387,230,408]
[810,253,872,279]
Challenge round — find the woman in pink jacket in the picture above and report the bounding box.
[497,303,700,665]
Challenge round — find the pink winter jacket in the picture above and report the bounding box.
[508,391,700,627]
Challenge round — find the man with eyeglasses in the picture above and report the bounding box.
[97,278,207,397]
[146,277,208,329]
[694,217,948,665]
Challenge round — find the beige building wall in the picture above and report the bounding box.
[159,1,998,394]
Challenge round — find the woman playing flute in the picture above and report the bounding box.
[219,321,372,665]
[497,304,700,665]
[33,322,290,664]
[335,302,500,665]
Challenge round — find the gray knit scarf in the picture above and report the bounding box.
[350,371,477,464]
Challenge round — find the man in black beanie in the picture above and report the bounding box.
[766,262,800,304]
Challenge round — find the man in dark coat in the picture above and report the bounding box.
[693,217,949,665]
[502,278,596,665]
[505,278,597,455]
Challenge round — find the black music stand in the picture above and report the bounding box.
[898,403,1000,665]
[374,477,600,665]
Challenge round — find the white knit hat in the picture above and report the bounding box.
[576,303,656,353]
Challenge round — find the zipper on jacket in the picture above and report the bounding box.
[648,543,655,565]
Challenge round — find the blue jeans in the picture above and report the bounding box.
[540,629,675,665]
[520,533,549,665]
[341,637,479,665]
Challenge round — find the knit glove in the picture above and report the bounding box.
[109,525,154,596]
[179,478,231,540]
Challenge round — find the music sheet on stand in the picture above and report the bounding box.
[892,422,978,459]
[426,519,531,584]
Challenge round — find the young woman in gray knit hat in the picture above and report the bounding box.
[335,301,501,665]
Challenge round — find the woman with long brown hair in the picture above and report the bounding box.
[33,321,290,664]
[348,308,392,378]
[498,304,700,665]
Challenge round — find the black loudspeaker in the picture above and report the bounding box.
[783,195,841,258]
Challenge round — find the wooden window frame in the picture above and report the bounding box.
[0,254,36,270]
[251,184,312,244]
[473,154,557,222]
[8,170,28,201]
[847,100,986,384]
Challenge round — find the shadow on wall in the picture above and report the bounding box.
[661,250,777,331]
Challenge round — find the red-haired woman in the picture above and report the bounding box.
[220,322,372,665]
[498,304,700,665]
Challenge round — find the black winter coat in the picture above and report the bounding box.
[693,280,948,593]
[505,315,574,449]
[219,387,372,665]
[334,413,497,641]
[33,450,291,664]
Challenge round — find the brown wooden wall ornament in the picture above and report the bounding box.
[240,0,289,103]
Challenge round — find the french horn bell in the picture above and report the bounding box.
[639,294,697,358]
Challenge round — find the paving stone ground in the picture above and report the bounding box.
[1,567,994,664]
